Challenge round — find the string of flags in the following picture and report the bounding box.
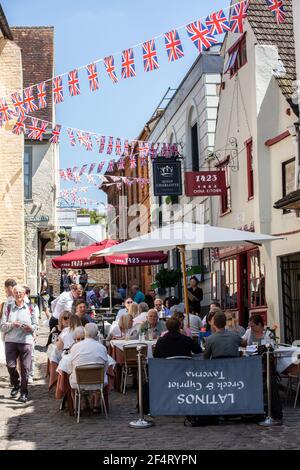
[59,169,150,186]
[0,0,286,124]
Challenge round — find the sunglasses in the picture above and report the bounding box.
[126,301,133,304]
[76,338,85,341]
[63,317,70,320]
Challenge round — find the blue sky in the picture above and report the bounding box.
[2,0,228,208]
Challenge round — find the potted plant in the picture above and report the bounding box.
[155,268,182,289]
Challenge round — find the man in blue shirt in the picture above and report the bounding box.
[118,283,127,301]
[131,285,145,304]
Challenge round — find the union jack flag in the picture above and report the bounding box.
[97,162,105,173]
[79,164,88,176]
[86,63,100,92]
[68,69,81,96]
[89,163,96,174]
[118,158,125,170]
[140,155,148,167]
[123,140,129,156]
[67,128,76,146]
[115,138,122,155]
[77,131,87,147]
[23,87,38,113]
[12,114,26,135]
[206,10,231,35]
[104,56,118,84]
[107,160,115,172]
[150,143,160,159]
[143,142,150,157]
[37,82,47,109]
[52,76,64,104]
[138,141,145,157]
[11,92,26,117]
[164,30,184,62]
[142,39,159,72]
[265,0,286,25]
[130,155,137,169]
[98,135,106,153]
[107,137,114,155]
[84,133,93,151]
[230,1,249,33]
[0,97,15,125]
[121,48,136,79]
[27,118,47,141]
[49,124,62,144]
[186,21,218,53]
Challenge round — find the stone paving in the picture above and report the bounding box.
[1,322,300,450]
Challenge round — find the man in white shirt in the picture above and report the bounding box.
[50,284,79,330]
[69,323,108,410]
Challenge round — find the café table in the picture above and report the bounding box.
[109,339,157,392]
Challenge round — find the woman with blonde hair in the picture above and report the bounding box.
[56,314,81,351]
[128,302,139,319]
[107,314,139,340]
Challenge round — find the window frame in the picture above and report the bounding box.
[246,138,254,200]
[191,122,200,172]
[216,157,231,215]
[282,157,296,214]
[247,250,267,309]
[226,33,247,78]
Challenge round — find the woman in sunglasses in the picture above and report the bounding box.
[46,311,71,348]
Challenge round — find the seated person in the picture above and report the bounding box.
[46,310,71,349]
[73,299,95,325]
[225,311,245,337]
[154,298,171,319]
[133,302,149,326]
[204,312,247,359]
[56,314,81,352]
[107,314,139,341]
[183,310,202,336]
[153,318,201,358]
[69,323,108,412]
[139,309,166,340]
[73,326,85,344]
[115,298,133,322]
[242,314,276,347]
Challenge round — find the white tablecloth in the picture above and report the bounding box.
[274,346,300,374]
[110,339,156,359]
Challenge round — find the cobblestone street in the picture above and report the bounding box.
[0,322,299,451]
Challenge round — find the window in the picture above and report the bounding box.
[24,146,32,200]
[282,158,295,214]
[246,139,254,199]
[191,123,199,171]
[248,250,266,308]
[225,34,247,77]
[218,159,231,214]
[221,257,238,309]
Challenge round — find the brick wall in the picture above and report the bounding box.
[11,27,54,122]
[0,38,26,302]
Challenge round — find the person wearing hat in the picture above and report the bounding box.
[188,276,203,314]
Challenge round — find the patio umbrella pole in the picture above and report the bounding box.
[109,264,112,312]
[178,245,190,328]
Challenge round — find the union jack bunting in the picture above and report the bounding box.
[12,114,26,135]
[115,138,122,155]
[77,131,87,147]
[121,48,136,79]
[97,162,105,173]
[143,142,150,157]
[117,158,125,170]
[11,92,26,117]
[205,10,231,35]
[49,124,62,144]
[107,137,114,155]
[84,133,93,151]
[79,164,88,176]
[130,155,137,169]
[186,21,218,53]
[0,98,15,125]
[140,155,148,167]
[123,139,129,156]
[67,128,76,146]
[107,160,115,172]
[142,39,159,72]
[164,30,185,62]
[138,141,145,157]
[104,56,118,83]
[66,168,73,180]
[59,170,66,179]
[230,0,249,33]
[73,166,79,175]
[150,143,160,159]
[265,0,286,25]
[68,69,80,96]
[89,163,96,174]
[52,76,64,104]
[23,87,38,113]
[37,82,47,109]
[86,62,100,92]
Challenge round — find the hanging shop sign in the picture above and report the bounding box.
[185,171,226,197]
[153,160,182,197]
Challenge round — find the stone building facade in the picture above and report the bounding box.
[11,27,59,294]
[0,8,26,300]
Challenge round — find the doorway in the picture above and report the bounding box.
[281,255,300,344]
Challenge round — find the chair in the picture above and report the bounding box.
[286,361,300,408]
[74,363,107,423]
[121,344,148,394]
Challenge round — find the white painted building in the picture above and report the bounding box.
[211,0,300,342]
[148,48,223,311]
